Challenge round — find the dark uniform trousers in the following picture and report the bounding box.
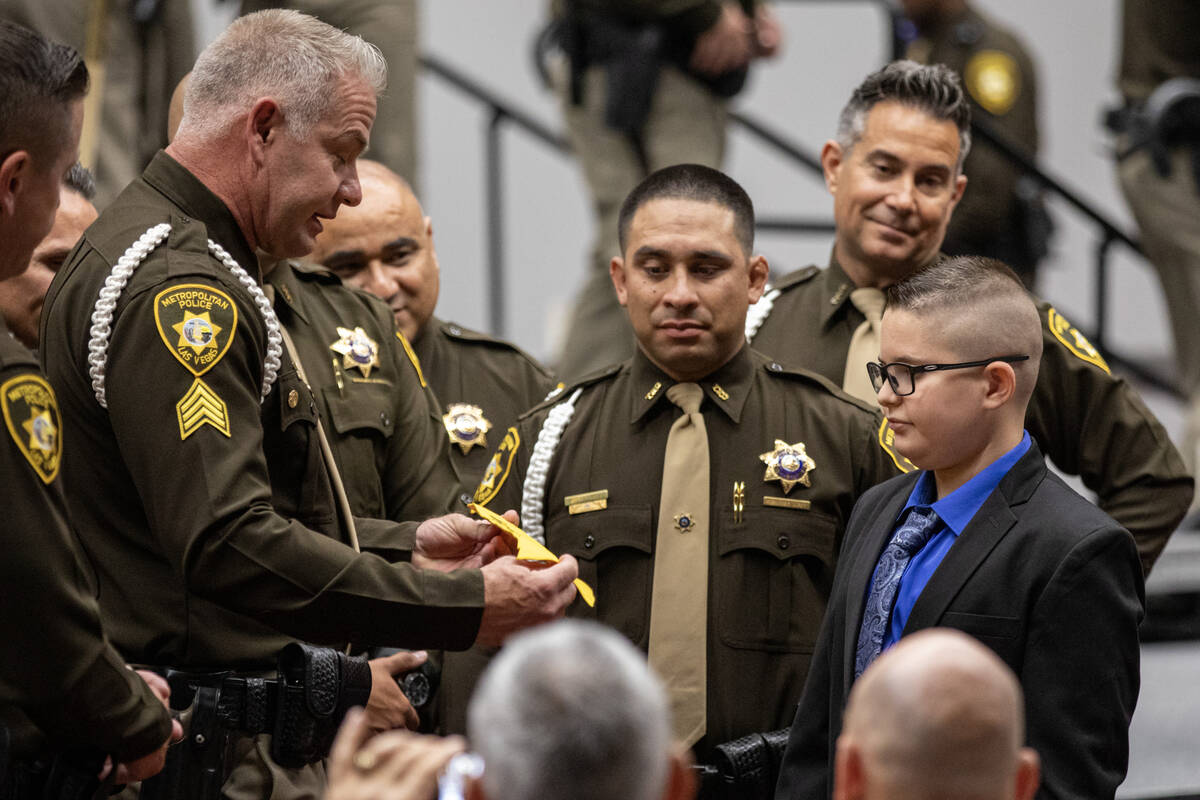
[39,152,486,798]
[470,345,902,759]
[410,317,557,735]
[747,253,1193,575]
[0,315,171,769]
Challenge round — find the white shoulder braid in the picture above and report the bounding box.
[744,284,778,343]
[520,388,583,544]
[86,223,283,407]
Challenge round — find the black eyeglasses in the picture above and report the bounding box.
[867,356,1030,396]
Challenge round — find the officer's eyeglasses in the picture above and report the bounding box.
[867,355,1030,397]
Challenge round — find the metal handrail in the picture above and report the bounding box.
[421,17,1182,399]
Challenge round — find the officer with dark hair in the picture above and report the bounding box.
[0,20,178,796]
[471,164,900,793]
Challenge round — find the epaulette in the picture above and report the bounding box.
[759,357,880,415]
[519,362,621,420]
[438,320,554,377]
[0,329,38,372]
[772,265,821,292]
[287,259,341,284]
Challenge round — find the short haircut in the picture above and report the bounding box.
[837,60,972,172]
[468,620,671,800]
[181,9,387,141]
[63,162,96,200]
[617,163,755,257]
[885,256,1043,403]
[0,21,88,164]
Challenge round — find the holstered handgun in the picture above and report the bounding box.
[140,675,235,800]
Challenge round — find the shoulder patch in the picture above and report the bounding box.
[154,283,238,376]
[2,373,63,484]
[1046,307,1109,374]
[965,50,1020,115]
[877,418,916,473]
[395,331,427,387]
[474,426,521,506]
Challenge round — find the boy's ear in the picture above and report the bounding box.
[981,361,1016,409]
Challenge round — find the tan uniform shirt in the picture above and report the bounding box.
[471,345,902,757]
[749,255,1193,575]
[39,152,485,671]
[0,316,170,760]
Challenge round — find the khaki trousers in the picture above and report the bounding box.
[555,63,727,381]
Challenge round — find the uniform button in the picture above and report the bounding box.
[449,325,462,336]
[583,535,595,549]
[769,362,782,372]
[777,535,790,550]
[460,493,473,507]
[380,411,390,426]
[287,389,299,408]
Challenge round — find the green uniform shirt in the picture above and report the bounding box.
[468,345,902,756]
[905,5,1039,261]
[0,315,170,761]
[748,255,1193,575]
[266,261,463,531]
[39,151,485,671]
[413,317,558,489]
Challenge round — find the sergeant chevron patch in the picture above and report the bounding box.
[177,378,231,440]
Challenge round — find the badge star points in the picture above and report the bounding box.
[443,403,492,455]
[329,326,381,379]
[759,439,816,494]
[172,311,221,354]
[22,407,57,453]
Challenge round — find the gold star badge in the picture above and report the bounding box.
[329,326,381,379]
[22,407,57,454]
[443,403,492,455]
[759,439,816,494]
[173,311,221,354]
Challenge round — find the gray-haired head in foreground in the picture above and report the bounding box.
[468,620,671,800]
[63,162,96,200]
[617,163,756,257]
[0,21,88,163]
[885,255,1043,402]
[837,60,972,172]
[180,9,386,141]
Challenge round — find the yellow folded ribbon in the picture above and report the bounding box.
[468,503,596,607]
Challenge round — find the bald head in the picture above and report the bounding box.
[308,159,439,341]
[835,630,1039,800]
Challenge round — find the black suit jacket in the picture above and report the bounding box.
[775,441,1144,800]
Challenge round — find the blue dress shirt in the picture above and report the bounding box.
[881,431,1033,649]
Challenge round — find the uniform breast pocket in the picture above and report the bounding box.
[715,507,838,653]
[548,506,654,646]
[322,383,395,518]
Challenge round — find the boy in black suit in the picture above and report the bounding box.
[775,256,1143,800]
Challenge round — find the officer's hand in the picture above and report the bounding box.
[474,555,579,647]
[690,2,753,76]
[365,651,426,732]
[327,707,465,800]
[102,670,185,783]
[753,4,783,57]
[412,511,516,572]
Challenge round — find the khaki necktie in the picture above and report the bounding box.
[843,287,886,404]
[648,382,709,747]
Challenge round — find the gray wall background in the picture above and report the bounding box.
[195,0,1171,402]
